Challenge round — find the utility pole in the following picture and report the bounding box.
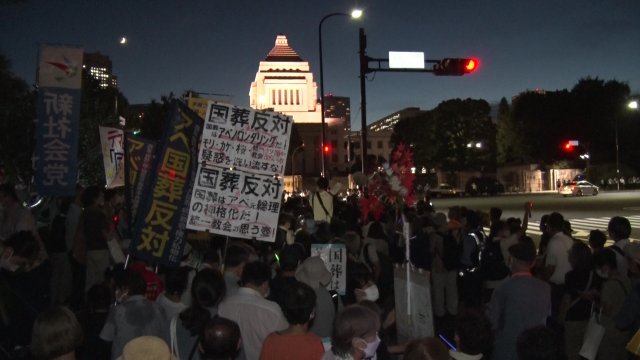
[358,28,368,174]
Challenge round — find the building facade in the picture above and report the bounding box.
[83,52,117,89]
[249,34,356,177]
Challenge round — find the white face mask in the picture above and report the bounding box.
[363,284,380,302]
[358,335,381,358]
[595,268,608,279]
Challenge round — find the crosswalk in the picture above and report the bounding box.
[527,215,640,242]
[484,215,640,243]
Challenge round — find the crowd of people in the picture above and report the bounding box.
[1,179,640,360]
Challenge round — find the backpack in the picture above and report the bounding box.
[466,231,484,270]
[440,232,461,271]
[479,237,510,281]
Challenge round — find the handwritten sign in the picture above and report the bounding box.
[99,126,125,188]
[200,102,292,176]
[186,102,292,242]
[311,243,347,295]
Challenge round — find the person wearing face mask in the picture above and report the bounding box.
[218,261,288,360]
[593,248,631,360]
[486,238,551,360]
[322,304,381,360]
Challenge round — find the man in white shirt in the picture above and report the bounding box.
[311,177,333,223]
[218,261,288,360]
[607,216,631,278]
[542,212,574,323]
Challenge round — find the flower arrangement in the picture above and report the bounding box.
[359,143,416,221]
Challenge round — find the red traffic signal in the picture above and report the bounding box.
[323,145,331,154]
[563,140,579,151]
[433,58,480,76]
[464,58,479,73]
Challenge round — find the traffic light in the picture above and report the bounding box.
[323,144,331,154]
[433,58,480,76]
[564,142,573,151]
[563,140,579,152]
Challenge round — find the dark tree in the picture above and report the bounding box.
[0,54,36,182]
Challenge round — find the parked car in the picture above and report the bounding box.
[465,177,505,196]
[560,180,599,196]
[428,183,464,197]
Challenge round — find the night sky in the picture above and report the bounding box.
[2,0,639,127]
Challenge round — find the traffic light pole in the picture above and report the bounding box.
[359,28,368,174]
[358,27,476,175]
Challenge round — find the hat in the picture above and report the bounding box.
[625,242,640,264]
[508,240,537,263]
[295,256,332,289]
[432,213,448,232]
[448,219,463,230]
[116,336,175,360]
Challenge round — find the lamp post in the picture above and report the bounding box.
[615,100,639,191]
[318,9,362,177]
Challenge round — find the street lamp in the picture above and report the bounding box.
[318,9,362,177]
[615,100,639,190]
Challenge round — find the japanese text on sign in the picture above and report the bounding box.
[201,103,292,176]
[186,166,283,242]
[131,101,201,266]
[311,244,347,295]
[99,126,125,188]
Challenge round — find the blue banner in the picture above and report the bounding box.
[130,100,202,267]
[34,87,81,196]
[34,45,83,196]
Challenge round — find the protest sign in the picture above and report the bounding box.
[186,102,292,242]
[99,126,125,188]
[34,45,83,196]
[394,265,434,342]
[126,136,156,221]
[130,100,201,267]
[311,243,347,295]
[199,102,292,176]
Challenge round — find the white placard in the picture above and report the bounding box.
[200,102,293,176]
[99,126,125,188]
[186,166,284,242]
[311,243,347,295]
[394,266,434,342]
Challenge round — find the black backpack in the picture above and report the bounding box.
[440,232,461,271]
[479,237,510,281]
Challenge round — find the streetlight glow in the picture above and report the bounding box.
[351,9,363,18]
[629,100,638,110]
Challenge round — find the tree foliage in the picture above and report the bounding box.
[78,73,130,186]
[392,98,495,172]
[0,54,35,182]
[499,78,633,174]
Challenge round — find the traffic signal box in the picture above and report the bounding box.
[433,58,479,76]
